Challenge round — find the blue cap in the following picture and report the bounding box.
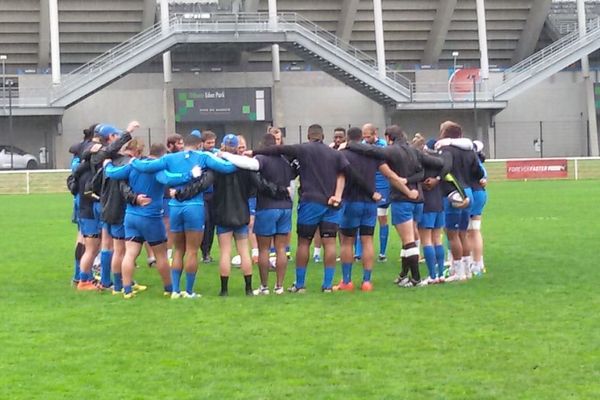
[96,124,123,138]
[425,139,437,150]
[222,133,239,148]
[191,129,202,138]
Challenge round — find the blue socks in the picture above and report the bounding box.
[323,266,335,289]
[435,245,445,278]
[124,285,133,295]
[342,263,353,284]
[423,245,436,280]
[171,269,183,293]
[185,272,196,294]
[113,273,123,292]
[100,249,113,287]
[79,271,91,282]
[164,284,173,293]
[379,224,389,255]
[296,266,307,288]
[363,268,372,282]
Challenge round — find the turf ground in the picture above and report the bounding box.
[1,180,599,399]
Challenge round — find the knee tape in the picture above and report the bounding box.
[468,219,481,231]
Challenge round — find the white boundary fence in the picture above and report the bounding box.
[0,158,599,195]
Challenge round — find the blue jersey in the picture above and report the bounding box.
[131,150,236,205]
[105,162,191,218]
[373,138,390,191]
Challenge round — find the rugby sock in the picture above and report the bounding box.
[220,276,229,293]
[342,263,353,284]
[363,268,372,282]
[79,271,91,282]
[73,243,84,281]
[244,274,252,292]
[167,248,173,260]
[113,273,123,292]
[124,285,133,295]
[379,225,389,255]
[323,266,335,289]
[251,248,259,258]
[403,243,420,283]
[354,235,362,258]
[295,266,307,288]
[462,256,471,278]
[423,245,436,280]
[434,245,445,278]
[185,272,196,294]
[164,284,173,294]
[100,250,113,287]
[171,269,183,293]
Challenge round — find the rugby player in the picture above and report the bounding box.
[200,131,218,263]
[362,124,391,262]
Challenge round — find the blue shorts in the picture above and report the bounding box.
[444,188,473,231]
[470,189,487,217]
[216,225,249,236]
[376,187,390,208]
[124,213,167,245]
[105,223,125,240]
[418,211,445,229]
[391,201,424,225]
[248,197,257,217]
[254,208,292,236]
[162,198,170,218]
[169,204,205,233]
[297,201,342,226]
[80,202,102,236]
[341,201,377,229]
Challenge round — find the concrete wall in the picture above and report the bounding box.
[52,71,386,167]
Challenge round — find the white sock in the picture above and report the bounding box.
[251,248,259,257]
[453,260,463,278]
[167,248,173,260]
[313,247,321,257]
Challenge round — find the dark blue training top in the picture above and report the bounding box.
[340,147,382,203]
[255,154,296,210]
[253,141,350,205]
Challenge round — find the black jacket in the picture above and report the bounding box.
[100,154,136,225]
[176,170,289,228]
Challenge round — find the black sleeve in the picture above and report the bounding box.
[248,171,290,200]
[406,167,424,184]
[342,164,374,198]
[346,142,387,160]
[91,132,133,168]
[174,171,215,202]
[438,148,454,178]
[253,144,301,159]
[72,160,89,180]
[119,181,138,206]
[419,152,444,171]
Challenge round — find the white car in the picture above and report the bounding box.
[0,145,39,169]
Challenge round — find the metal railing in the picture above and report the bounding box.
[495,16,600,96]
[50,12,412,104]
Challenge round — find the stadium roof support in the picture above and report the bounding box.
[422,0,457,65]
[512,0,553,63]
[38,0,50,69]
[336,0,360,43]
[142,0,157,29]
[49,0,61,84]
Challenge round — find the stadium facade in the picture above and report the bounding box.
[0,0,599,168]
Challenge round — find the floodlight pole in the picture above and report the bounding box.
[0,55,6,113]
[473,75,478,140]
[8,80,14,169]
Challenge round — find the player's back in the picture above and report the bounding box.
[440,145,481,189]
[295,141,348,204]
[341,149,380,202]
[255,154,295,210]
[127,168,164,218]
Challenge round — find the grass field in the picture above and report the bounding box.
[1,180,599,399]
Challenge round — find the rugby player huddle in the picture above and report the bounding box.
[67,120,487,299]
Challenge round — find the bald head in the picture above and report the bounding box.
[362,123,377,144]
